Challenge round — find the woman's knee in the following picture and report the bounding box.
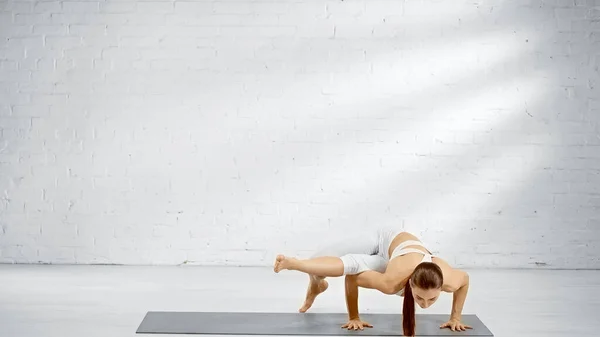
[339,254,362,275]
[339,254,387,275]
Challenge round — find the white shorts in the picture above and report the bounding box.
[311,228,401,275]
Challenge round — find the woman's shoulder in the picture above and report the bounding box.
[432,257,469,293]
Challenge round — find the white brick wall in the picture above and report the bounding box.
[1,0,599,268]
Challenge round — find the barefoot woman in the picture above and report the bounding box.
[273,228,471,336]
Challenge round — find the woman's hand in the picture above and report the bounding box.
[440,318,472,332]
[341,319,373,330]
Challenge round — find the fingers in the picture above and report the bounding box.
[341,323,360,330]
[455,324,469,332]
[457,324,469,331]
[340,323,372,330]
[440,322,472,332]
[445,324,456,331]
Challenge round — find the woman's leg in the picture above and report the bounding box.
[274,230,380,276]
[273,230,381,312]
[273,255,345,276]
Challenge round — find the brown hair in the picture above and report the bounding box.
[402,262,443,336]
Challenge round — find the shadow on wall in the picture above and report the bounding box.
[236,2,598,268]
[162,3,561,257]
[85,1,599,265]
[392,3,599,269]
[2,1,598,266]
[149,4,536,204]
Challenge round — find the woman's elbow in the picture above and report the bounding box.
[382,287,397,295]
[381,277,398,295]
[448,270,469,292]
[459,271,469,287]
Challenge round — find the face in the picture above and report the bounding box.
[412,286,441,309]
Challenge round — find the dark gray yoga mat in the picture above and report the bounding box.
[136,312,494,336]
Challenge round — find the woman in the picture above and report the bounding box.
[273,228,472,336]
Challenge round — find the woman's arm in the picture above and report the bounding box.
[441,267,469,320]
[434,257,470,324]
[342,275,374,330]
[448,270,469,321]
[354,270,396,294]
[344,275,360,320]
[354,257,414,295]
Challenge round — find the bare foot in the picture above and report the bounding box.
[273,254,295,273]
[299,279,328,313]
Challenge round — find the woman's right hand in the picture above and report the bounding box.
[341,319,373,330]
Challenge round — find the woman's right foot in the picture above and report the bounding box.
[299,279,328,313]
[274,254,295,272]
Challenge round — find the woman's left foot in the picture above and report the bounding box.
[299,279,328,313]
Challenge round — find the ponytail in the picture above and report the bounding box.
[401,262,444,337]
[402,280,415,336]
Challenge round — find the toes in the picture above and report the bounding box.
[299,299,313,313]
[273,255,286,272]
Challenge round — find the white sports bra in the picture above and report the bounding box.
[389,240,434,297]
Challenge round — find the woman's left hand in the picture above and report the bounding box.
[440,318,472,332]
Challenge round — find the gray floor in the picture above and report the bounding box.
[1,265,599,337]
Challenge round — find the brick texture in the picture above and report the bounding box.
[1,0,599,268]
